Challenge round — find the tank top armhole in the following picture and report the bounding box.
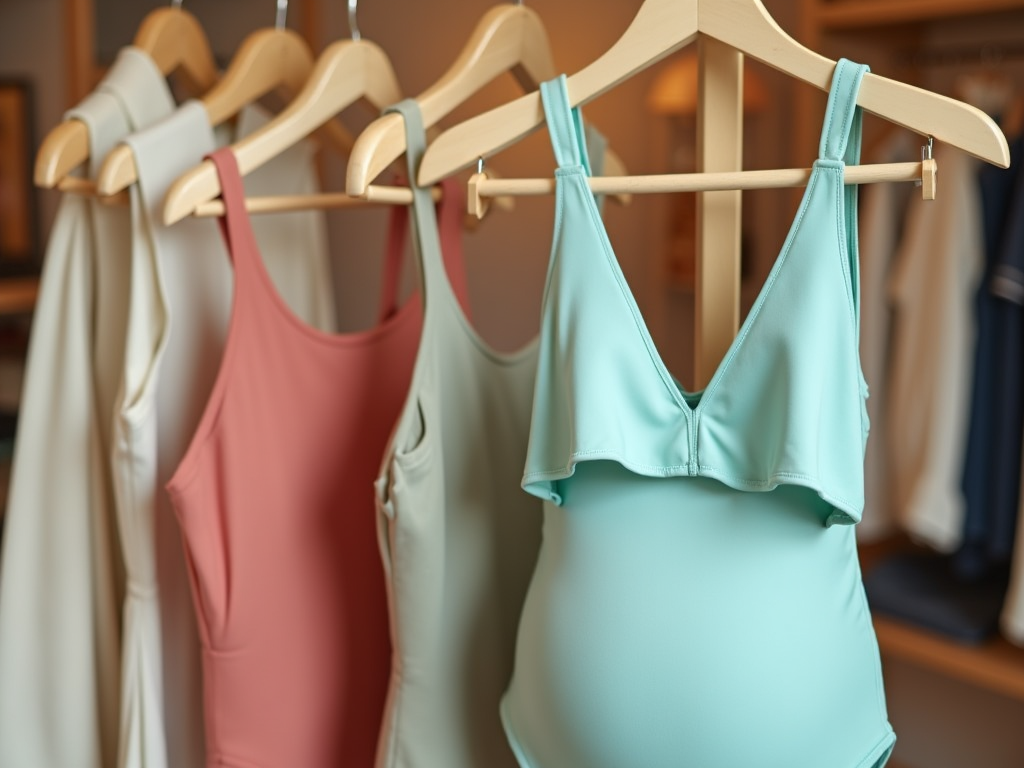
[165,150,251,498]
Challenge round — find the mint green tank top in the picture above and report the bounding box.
[502,61,896,768]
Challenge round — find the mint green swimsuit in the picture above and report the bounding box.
[501,60,896,768]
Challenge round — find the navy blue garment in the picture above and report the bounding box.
[866,136,1024,646]
[864,550,1008,644]
[957,134,1024,581]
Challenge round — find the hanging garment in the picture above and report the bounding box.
[502,64,895,768]
[0,47,175,768]
[884,146,984,552]
[993,135,1024,645]
[857,132,915,542]
[112,100,338,768]
[236,106,336,333]
[958,134,1024,579]
[165,146,467,768]
[374,99,592,768]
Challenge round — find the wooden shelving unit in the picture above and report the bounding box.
[859,536,1024,703]
[816,0,1024,30]
[873,616,1024,703]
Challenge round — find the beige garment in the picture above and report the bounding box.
[374,100,542,768]
[856,132,914,542]
[0,47,175,768]
[885,146,983,551]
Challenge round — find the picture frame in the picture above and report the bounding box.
[0,79,38,274]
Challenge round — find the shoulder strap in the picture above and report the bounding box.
[207,148,256,270]
[377,206,408,323]
[376,178,473,324]
[435,177,473,320]
[540,75,592,173]
[383,99,448,313]
[818,58,869,164]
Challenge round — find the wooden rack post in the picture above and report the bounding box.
[695,37,743,388]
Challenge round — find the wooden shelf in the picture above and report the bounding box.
[874,616,1024,703]
[816,0,1024,29]
[0,278,38,317]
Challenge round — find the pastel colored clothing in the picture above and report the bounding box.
[503,64,895,768]
[166,148,465,768]
[0,47,175,768]
[373,101,545,768]
[114,101,338,768]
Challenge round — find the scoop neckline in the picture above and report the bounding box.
[241,210,422,350]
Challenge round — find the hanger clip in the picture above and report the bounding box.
[917,136,937,200]
[468,157,491,220]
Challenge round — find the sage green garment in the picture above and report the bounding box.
[374,100,611,768]
[502,63,896,768]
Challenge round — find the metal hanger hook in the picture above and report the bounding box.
[276,0,288,29]
[347,0,361,41]
[171,0,183,8]
[922,135,934,161]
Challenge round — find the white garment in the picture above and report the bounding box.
[114,101,336,768]
[0,47,175,768]
[856,133,914,542]
[885,146,984,551]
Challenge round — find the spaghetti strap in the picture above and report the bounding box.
[436,178,472,320]
[540,75,591,173]
[207,148,255,269]
[384,100,447,316]
[376,178,472,324]
[818,58,869,164]
[377,206,409,323]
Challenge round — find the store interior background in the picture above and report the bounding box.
[0,1,1023,766]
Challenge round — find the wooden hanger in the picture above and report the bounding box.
[418,0,1010,187]
[133,4,219,98]
[97,11,356,196]
[345,2,629,203]
[162,6,403,225]
[35,3,219,189]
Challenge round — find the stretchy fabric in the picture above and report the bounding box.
[165,148,466,768]
[503,64,895,768]
[114,101,338,768]
[373,101,545,768]
[0,47,175,768]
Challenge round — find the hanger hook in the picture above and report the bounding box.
[276,0,288,29]
[347,0,361,41]
[171,0,183,8]
[514,0,523,5]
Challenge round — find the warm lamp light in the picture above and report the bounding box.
[647,51,769,115]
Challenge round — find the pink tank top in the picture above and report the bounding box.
[166,148,468,768]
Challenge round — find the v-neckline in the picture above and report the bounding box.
[568,160,827,418]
